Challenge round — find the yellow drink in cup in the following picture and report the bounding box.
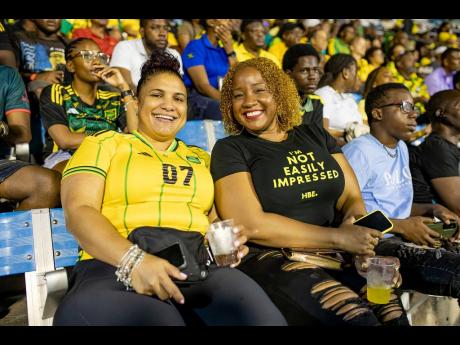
[366,256,399,304]
[367,286,391,304]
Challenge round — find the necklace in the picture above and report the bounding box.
[382,144,398,158]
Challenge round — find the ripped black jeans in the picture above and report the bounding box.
[376,236,460,298]
[237,245,410,326]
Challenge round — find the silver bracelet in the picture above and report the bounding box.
[115,244,145,290]
[123,99,136,111]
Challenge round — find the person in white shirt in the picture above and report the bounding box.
[315,54,365,146]
[110,19,183,94]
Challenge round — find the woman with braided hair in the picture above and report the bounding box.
[40,37,136,174]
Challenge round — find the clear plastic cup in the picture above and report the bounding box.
[206,219,238,267]
[366,256,399,304]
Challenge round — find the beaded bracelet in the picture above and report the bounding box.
[115,244,145,290]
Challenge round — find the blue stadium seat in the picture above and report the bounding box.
[176,120,209,151]
[176,120,228,152]
[0,210,34,276]
[50,208,79,269]
[213,121,226,141]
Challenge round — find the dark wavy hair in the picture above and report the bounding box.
[137,49,183,95]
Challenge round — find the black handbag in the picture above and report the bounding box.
[128,226,210,282]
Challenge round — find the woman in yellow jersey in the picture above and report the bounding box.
[53,50,286,326]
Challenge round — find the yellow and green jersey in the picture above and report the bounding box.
[62,130,214,260]
[387,61,429,113]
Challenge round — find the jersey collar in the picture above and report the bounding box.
[132,130,178,152]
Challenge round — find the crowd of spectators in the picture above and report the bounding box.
[1,18,460,325]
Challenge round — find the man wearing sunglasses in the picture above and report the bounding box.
[110,19,183,94]
[343,83,460,304]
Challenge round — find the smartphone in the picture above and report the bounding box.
[353,210,393,234]
[426,220,458,239]
[154,242,187,270]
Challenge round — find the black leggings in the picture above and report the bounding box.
[237,248,410,326]
[53,259,287,326]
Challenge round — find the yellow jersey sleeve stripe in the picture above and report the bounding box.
[309,94,324,104]
[98,91,119,97]
[62,168,107,179]
[122,142,133,236]
[62,166,107,179]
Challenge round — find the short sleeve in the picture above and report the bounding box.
[109,41,131,70]
[4,66,30,115]
[342,144,370,190]
[421,138,459,179]
[210,138,249,182]
[40,84,67,130]
[314,88,331,120]
[167,48,184,75]
[182,39,205,70]
[311,99,324,127]
[62,131,118,180]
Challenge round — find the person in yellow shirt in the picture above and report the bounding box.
[268,22,303,63]
[350,36,370,84]
[386,51,429,113]
[363,47,384,74]
[328,23,355,56]
[53,49,287,326]
[438,21,458,48]
[234,19,280,67]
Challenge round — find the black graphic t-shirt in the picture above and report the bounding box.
[409,133,460,204]
[211,123,345,226]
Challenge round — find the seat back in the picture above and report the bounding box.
[0,210,35,277]
[50,208,79,268]
[176,120,209,151]
[176,120,228,152]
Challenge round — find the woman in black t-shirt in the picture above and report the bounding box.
[211,57,409,326]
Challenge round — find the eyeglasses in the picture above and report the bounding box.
[71,50,110,65]
[378,100,418,114]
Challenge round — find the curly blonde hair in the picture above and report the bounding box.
[220,57,302,135]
